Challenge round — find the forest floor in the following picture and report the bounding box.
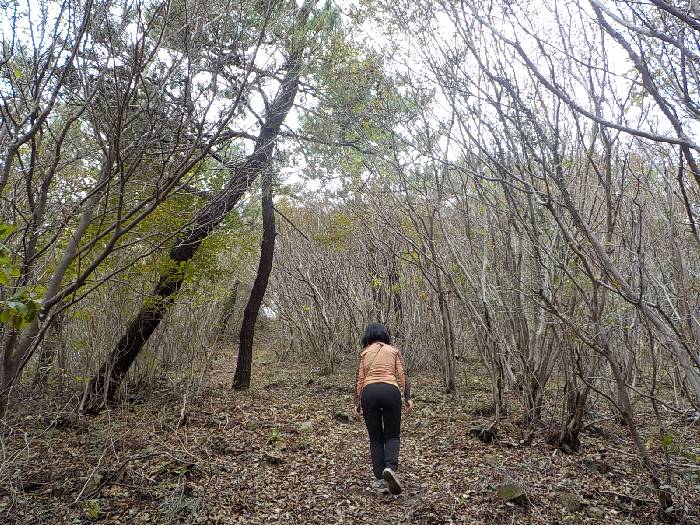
[1,349,699,524]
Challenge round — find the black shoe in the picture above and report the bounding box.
[382,468,402,495]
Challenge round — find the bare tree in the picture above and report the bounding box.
[84,0,317,411]
[0,0,262,417]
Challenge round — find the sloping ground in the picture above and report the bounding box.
[1,352,699,524]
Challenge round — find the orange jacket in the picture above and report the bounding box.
[354,342,411,405]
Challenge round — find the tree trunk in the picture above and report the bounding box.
[232,169,276,390]
[436,272,456,392]
[82,17,310,412]
[0,331,19,419]
[550,382,590,453]
[388,256,403,342]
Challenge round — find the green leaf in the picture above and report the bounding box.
[14,303,28,318]
[660,433,675,449]
[83,499,101,520]
[0,223,15,240]
[10,314,22,329]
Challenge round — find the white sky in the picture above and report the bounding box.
[2,0,697,192]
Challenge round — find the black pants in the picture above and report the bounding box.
[361,382,401,479]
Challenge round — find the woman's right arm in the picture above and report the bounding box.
[354,353,365,408]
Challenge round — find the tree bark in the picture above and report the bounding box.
[232,168,276,390]
[388,256,403,342]
[435,269,456,392]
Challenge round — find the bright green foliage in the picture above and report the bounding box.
[294,5,418,188]
[0,223,43,329]
[0,292,43,329]
[83,499,101,520]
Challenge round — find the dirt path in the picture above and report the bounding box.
[1,353,698,524]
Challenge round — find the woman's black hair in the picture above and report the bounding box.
[361,322,391,348]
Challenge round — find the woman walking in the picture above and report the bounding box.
[354,322,413,494]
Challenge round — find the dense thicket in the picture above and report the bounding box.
[2,0,699,518]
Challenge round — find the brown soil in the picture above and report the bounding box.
[1,352,698,524]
